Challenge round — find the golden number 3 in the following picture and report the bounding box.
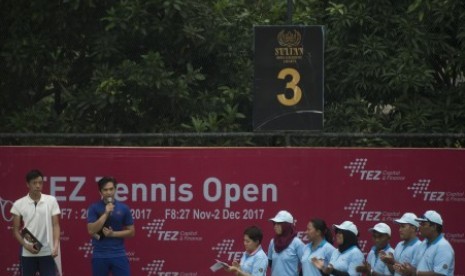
[277,68,302,106]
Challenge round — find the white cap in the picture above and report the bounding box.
[333,221,358,235]
[394,212,420,228]
[369,222,391,236]
[269,210,293,224]
[415,210,443,226]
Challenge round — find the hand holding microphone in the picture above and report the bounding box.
[104,197,114,216]
[94,197,115,240]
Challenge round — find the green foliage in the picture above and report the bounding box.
[0,0,464,146]
[294,0,465,147]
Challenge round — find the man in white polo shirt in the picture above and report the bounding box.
[10,169,61,275]
[414,210,454,276]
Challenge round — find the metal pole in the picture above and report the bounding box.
[287,0,293,24]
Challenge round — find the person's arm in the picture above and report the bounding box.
[385,262,396,275]
[103,204,136,238]
[225,262,252,276]
[332,269,350,276]
[366,269,386,275]
[87,211,109,235]
[12,214,38,254]
[380,251,396,274]
[52,214,60,257]
[296,239,305,275]
[225,265,240,275]
[327,265,350,276]
[232,268,251,276]
[312,258,331,275]
[87,203,113,235]
[103,224,135,238]
[356,262,370,274]
[395,263,416,276]
[297,238,306,260]
[267,240,273,268]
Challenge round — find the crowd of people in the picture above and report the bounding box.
[225,210,455,276]
[10,169,456,276]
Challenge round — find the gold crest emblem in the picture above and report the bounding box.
[277,30,302,47]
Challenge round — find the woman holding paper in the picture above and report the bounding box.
[225,225,268,276]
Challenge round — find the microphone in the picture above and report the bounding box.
[104,197,114,216]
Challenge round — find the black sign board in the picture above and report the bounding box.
[253,26,324,131]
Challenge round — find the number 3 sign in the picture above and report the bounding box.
[253,26,324,131]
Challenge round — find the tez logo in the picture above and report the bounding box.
[407,179,444,201]
[142,219,179,240]
[212,239,234,258]
[142,219,166,237]
[344,199,367,217]
[344,159,381,180]
[142,260,179,275]
[344,199,381,221]
[142,260,164,275]
[212,239,242,260]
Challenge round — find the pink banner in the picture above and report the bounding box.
[0,147,464,275]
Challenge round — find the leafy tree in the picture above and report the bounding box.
[0,0,464,146]
[291,0,465,147]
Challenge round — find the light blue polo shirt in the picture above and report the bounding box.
[329,245,364,276]
[415,234,454,276]
[411,240,425,267]
[268,237,305,276]
[393,237,421,276]
[239,246,268,276]
[301,240,335,276]
[366,244,394,275]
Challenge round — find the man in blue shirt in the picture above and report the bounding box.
[414,210,454,276]
[356,222,394,275]
[87,176,135,276]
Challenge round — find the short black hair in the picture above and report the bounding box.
[26,169,43,183]
[97,176,117,191]
[244,226,263,244]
